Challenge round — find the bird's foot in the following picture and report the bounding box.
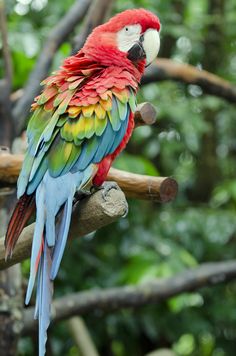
[91,181,120,201]
[73,190,91,205]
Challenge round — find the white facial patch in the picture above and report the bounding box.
[142,29,160,65]
[117,24,142,52]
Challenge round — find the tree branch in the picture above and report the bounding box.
[22,259,236,335]
[107,168,177,202]
[0,81,14,146]
[68,317,99,356]
[0,184,128,270]
[13,0,91,134]
[0,152,177,203]
[135,102,157,127]
[0,170,177,270]
[0,0,13,86]
[142,58,236,104]
[0,0,14,145]
[72,0,114,53]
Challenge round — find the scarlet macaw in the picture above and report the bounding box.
[5,8,161,355]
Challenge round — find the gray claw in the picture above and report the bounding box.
[100,181,120,201]
[89,181,120,200]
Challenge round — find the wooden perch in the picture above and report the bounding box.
[142,58,236,104]
[0,184,128,270]
[108,168,177,202]
[135,102,157,127]
[22,259,236,334]
[0,150,177,203]
[0,153,22,184]
[0,152,177,202]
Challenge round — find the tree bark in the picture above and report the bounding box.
[0,2,23,352]
[107,168,178,202]
[68,317,99,356]
[142,58,236,104]
[0,184,128,270]
[22,259,236,335]
[0,262,22,355]
[0,152,178,202]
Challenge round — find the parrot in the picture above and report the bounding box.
[5,8,161,356]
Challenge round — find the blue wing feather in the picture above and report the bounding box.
[71,98,130,170]
[27,158,48,195]
[93,121,116,162]
[73,135,100,171]
[109,111,129,152]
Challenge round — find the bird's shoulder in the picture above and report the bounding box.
[32,52,138,111]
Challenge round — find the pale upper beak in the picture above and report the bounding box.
[142,29,160,66]
[127,29,160,66]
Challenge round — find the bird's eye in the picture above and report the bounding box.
[125,27,129,32]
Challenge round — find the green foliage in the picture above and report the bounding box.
[7,0,236,355]
[114,152,159,176]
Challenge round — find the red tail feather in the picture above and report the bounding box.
[5,194,36,259]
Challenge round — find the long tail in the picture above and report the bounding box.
[5,193,35,259]
[24,166,94,356]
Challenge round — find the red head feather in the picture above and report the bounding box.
[96,8,160,33]
[83,9,161,70]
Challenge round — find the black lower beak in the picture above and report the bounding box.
[127,35,146,62]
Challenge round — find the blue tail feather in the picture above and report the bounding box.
[25,165,94,356]
[34,260,42,319]
[50,195,73,279]
[39,243,53,356]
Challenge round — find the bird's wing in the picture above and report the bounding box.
[18,60,137,198]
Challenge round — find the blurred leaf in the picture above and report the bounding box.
[114,152,159,176]
[173,334,195,355]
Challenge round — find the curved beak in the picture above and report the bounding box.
[127,29,160,66]
[142,29,160,66]
[127,36,146,62]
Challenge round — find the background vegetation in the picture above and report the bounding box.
[1,0,236,355]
